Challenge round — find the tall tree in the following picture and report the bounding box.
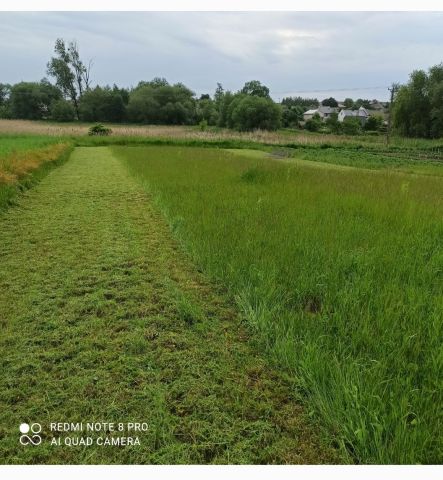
[241,80,270,98]
[47,38,92,119]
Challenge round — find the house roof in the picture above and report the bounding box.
[318,106,337,114]
[304,109,318,115]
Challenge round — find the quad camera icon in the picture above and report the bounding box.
[19,423,42,446]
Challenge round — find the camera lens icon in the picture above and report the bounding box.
[19,422,42,445]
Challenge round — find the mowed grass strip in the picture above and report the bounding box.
[114,145,443,464]
[0,146,335,464]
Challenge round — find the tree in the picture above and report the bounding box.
[127,79,196,125]
[343,98,354,109]
[364,115,383,132]
[217,90,235,128]
[0,83,10,106]
[50,99,76,122]
[0,83,11,118]
[325,112,342,134]
[304,112,322,132]
[197,97,218,125]
[282,96,318,109]
[342,117,362,135]
[228,94,281,131]
[9,80,61,120]
[281,104,304,128]
[240,80,270,98]
[47,38,92,119]
[354,98,371,109]
[79,86,126,123]
[393,69,431,138]
[321,97,338,107]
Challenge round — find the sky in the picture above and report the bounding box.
[0,11,442,101]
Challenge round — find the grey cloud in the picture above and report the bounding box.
[0,12,442,100]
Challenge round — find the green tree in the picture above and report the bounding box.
[217,90,235,128]
[281,104,304,128]
[228,94,281,131]
[240,80,270,98]
[342,117,362,135]
[281,96,318,109]
[321,97,338,107]
[343,98,354,109]
[0,83,11,118]
[304,112,322,132]
[9,80,61,120]
[325,112,342,133]
[354,98,371,109]
[364,115,383,132]
[197,97,218,125]
[50,99,76,122]
[126,79,196,125]
[79,86,126,123]
[47,38,92,119]
[428,64,443,138]
[393,69,431,138]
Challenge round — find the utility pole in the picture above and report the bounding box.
[386,83,399,146]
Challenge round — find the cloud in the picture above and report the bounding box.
[0,11,442,100]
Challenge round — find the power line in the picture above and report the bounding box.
[272,86,389,95]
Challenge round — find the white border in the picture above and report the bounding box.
[1,465,443,479]
[1,0,443,12]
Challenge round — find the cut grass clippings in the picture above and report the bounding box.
[0,147,337,464]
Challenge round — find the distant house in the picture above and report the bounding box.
[338,106,370,125]
[303,105,338,122]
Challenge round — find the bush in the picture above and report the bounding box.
[50,99,75,122]
[305,113,322,132]
[88,124,112,136]
[229,95,281,131]
[342,117,362,135]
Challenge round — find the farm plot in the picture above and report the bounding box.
[114,145,443,464]
[0,146,334,464]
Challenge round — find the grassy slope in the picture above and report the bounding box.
[115,145,443,464]
[0,135,72,212]
[0,146,336,464]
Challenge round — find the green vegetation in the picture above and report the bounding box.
[0,147,335,464]
[88,124,112,136]
[114,145,443,464]
[0,136,72,211]
[393,63,443,138]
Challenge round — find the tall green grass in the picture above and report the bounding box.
[115,145,443,464]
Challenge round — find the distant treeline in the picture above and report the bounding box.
[0,38,441,137]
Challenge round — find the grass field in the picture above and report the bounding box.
[0,130,442,465]
[114,145,443,464]
[0,146,336,464]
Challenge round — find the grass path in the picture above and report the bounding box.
[0,147,335,464]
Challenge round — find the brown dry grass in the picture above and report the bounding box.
[0,142,70,184]
[0,119,370,146]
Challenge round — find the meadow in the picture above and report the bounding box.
[115,145,443,464]
[0,126,442,464]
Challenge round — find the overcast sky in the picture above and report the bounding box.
[1,11,442,101]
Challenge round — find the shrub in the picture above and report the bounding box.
[88,124,112,136]
[229,95,282,131]
[305,113,322,132]
[342,117,362,135]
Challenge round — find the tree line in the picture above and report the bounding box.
[0,38,442,138]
